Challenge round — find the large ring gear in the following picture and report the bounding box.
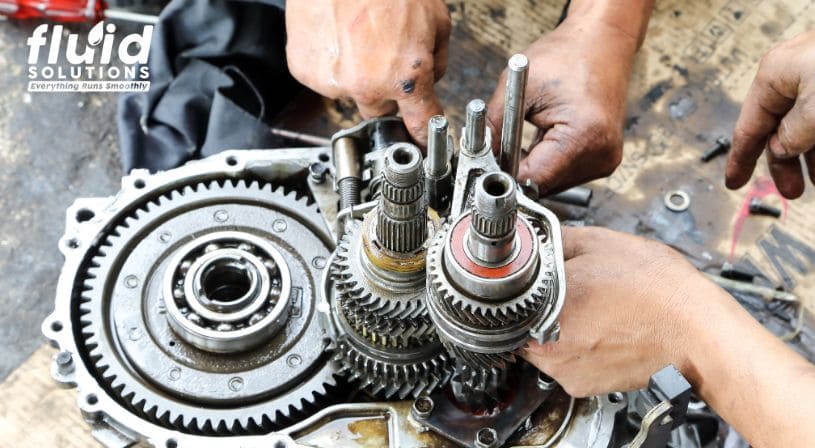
[43,153,342,446]
[43,54,700,448]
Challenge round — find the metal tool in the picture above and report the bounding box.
[270,127,332,147]
[0,0,158,24]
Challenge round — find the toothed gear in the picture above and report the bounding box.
[56,176,340,437]
[426,215,557,370]
[427,221,555,328]
[333,220,436,346]
[330,294,453,399]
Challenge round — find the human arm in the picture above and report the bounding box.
[726,30,815,199]
[285,0,451,145]
[487,0,654,194]
[523,226,815,447]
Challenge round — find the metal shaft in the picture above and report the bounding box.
[499,54,529,178]
[464,99,487,155]
[468,172,517,264]
[333,137,362,211]
[377,144,427,253]
[426,116,449,178]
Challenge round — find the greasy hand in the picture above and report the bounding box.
[727,30,815,199]
[285,0,451,145]
[523,227,720,397]
[487,18,637,195]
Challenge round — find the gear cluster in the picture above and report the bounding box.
[329,144,453,399]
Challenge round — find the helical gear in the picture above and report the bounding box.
[329,304,452,399]
[426,213,557,370]
[427,221,554,327]
[333,221,436,346]
[328,143,453,399]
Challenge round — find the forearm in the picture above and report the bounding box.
[684,286,815,447]
[566,0,654,50]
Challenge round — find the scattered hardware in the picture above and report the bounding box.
[700,136,730,162]
[44,54,697,447]
[664,190,691,212]
[748,197,782,218]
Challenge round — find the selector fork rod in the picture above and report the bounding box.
[499,54,529,179]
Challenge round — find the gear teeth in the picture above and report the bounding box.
[426,219,557,390]
[331,221,435,346]
[69,178,337,436]
[333,337,452,399]
[426,221,551,327]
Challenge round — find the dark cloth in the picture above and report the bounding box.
[117,0,297,172]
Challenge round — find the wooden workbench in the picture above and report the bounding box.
[2,1,813,446]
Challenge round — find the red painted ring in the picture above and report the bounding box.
[449,214,534,279]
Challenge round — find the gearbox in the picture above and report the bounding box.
[44,54,699,448]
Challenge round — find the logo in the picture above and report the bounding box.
[26,21,153,92]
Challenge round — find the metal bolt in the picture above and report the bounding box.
[537,371,557,390]
[412,396,434,419]
[56,351,74,375]
[464,99,487,155]
[700,136,731,162]
[748,198,781,218]
[475,427,498,448]
[309,162,329,184]
[334,137,362,210]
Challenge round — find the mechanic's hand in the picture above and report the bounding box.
[285,0,451,145]
[727,30,815,199]
[486,18,638,195]
[522,226,725,397]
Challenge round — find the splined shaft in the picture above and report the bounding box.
[468,172,517,264]
[377,143,427,253]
